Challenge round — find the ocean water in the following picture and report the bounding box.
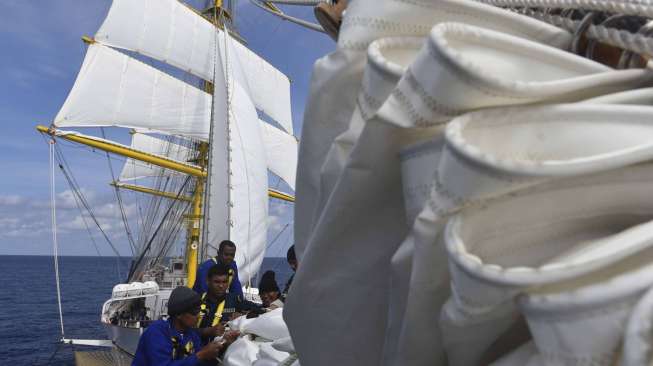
[0,256,293,365]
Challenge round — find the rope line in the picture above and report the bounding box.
[49,140,65,339]
[101,128,137,256]
[53,143,123,277]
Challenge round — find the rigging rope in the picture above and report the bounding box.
[54,143,123,277]
[128,176,193,280]
[49,139,65,339]
[101,128,137,256]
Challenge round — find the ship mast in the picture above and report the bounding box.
[186,0,236,288]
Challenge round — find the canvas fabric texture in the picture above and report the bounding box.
[286,0,653,365]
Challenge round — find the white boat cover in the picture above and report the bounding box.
[119,133,194,181]
[54,43,211,140]
[95,0,294,135]
[286,1,653,365]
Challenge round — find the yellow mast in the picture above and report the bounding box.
[185,142,207,289]
[188,0,230,288]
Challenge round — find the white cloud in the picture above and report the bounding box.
[0,189,135,255]
[0,195,26,205]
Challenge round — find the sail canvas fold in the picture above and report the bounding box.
[54,43,211,140]
[96,0,294,135]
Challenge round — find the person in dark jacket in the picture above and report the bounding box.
[193,240,243,297]
[259,270,283,309]
[132,287,225,366]
[197,264,264,345]
[281,245,297,301]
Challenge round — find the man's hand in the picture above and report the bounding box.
[222,330,240,345]
[196,341,223,361]
[209,324,225,337]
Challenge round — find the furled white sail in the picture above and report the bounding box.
[260,121,298,191]
[204,27,269,284]
[204,25,231,262]
[95,0,294,135]
[54,43,211,140]
[119,133,194,181]
[229,82,269,285]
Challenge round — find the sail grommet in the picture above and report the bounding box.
[191,243,198,250]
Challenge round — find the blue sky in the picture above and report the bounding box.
[0,0,333,256]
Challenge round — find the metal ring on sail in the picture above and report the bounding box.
[249,0,327,33]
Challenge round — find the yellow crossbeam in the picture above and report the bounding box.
[111,182,193,202]
[37,125,207,178]
[268,188,295,203]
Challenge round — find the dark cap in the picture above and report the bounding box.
[259,270,280,293]
[167,286,201,317]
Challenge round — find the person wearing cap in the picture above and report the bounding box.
[313,0,348,41]
[281,245,297,302]
[132,286,237,366]
[193,240,243,297]
[197,264,265,345]
[259,270,284,310]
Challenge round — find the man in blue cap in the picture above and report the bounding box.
[193,240,243,297]
[132,286,238,365]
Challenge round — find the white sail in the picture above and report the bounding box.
[54,43,211,140]
[260,121,298,191]
[204,25,231,261]
[95,0,294,135]
[204,26,269,285]
[119,133,194,181]
[229,82,269,285]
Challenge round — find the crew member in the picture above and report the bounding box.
[314,0,348,41]
[282,245,297,301]
[132,286,226,366]
[193,240,242,296]
[197,264,265,345]
[259,270,283,309]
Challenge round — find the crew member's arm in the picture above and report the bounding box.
[235,296,265,317]
[197,324,225,339]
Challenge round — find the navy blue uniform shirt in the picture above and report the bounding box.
[193,258,242,296]
[132,319,205,366]
[197,292,264,345]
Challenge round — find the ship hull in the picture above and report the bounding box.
[104,323,142,357]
